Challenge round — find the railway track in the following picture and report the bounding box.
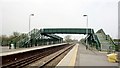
[1,44,74,68]
[39,44,74,68]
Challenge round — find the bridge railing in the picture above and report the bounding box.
[87,34,101,50]
[16,29,40,48]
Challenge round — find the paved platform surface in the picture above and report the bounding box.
[56,44,78,66]
[57,43,118,67]
[0,46,24,53]
[76,43,118,66]
[0,43,66,56]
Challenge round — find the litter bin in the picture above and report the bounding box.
[107,53,118,63]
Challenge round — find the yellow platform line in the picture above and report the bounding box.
[68,44,78,66]
[56,44,78,66]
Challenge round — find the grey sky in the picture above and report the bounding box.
[118,1,120,39]
[0,0,119,39]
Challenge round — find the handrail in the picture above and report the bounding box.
[107,35,116,46]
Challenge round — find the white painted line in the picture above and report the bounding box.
[56,44,78,66]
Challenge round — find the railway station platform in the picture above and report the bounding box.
[0,43,66,56]
[57,43,118,67]
[1,43,118,67]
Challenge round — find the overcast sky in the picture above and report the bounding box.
[0,0,119,39]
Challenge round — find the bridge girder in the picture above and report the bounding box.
[40,28,94,34]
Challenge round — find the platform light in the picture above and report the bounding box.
[29,14,34,34]
[83,14,88,49]
[29,14,34,47]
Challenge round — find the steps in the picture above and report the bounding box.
[96,32,115,51]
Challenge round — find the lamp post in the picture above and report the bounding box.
[83,15,88,49]
[29,14,34,47]
[29,14,34,34]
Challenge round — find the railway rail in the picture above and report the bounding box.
[39,44,74,68]
[1,44,74,68]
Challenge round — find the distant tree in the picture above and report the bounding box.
[20,33,28,39]
[72,39,78,43]
[0,36,1,40]
[8,35,14,41]
[64,35,72,43]
[13,32,20,37]
[12,32,28,43]
[1,35,9,46]
[0,36,2,45]
[0,32,28,46]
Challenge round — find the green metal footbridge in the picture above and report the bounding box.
[40,28,100,49]
[15,28,115,51]
[15,28,100,50]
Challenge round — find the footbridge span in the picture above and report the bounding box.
[15,28,101,50]
[40,28,100,50]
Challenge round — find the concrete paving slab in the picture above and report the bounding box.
[75,43,118,66]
